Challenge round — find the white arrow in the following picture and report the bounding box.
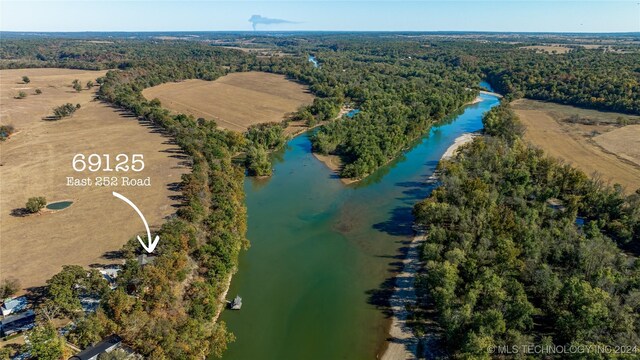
[112,191,160,253]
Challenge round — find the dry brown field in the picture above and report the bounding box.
[512,99,640,193]
[593,125,640,167]
[0,69,189,292]
[519,45,573,54]
[142,72,314,132]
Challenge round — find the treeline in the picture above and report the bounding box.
[92,66,248,358]
[481,48,640,114]
[413,104,640,358]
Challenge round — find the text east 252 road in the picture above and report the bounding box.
[66,176,152,187]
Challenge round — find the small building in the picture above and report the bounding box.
[99,268,121,289]
[80,296,101,314]
[1,297,27,316]
[0,309,35,337]
[229,295,242,310]
[69,335,122,360]
[137,254,155,267]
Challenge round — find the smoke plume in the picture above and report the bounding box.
[248,15,296,31]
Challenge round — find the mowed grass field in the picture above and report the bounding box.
[142,72,315,132]
[0,69,189,291]
[512,99,640,193]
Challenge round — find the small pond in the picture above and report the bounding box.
[46,201,73,210]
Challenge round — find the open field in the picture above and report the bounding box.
[142,72,314,132]
[0,68,106,129]
[512,99,640,193]
[594,125,640,167]
[0,69,189,292]
[519,45,573,54]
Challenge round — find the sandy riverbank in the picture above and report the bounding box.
[380,132,478,360]
[479,90,503,98]
[312,153,359,185]
[467,95,482,106]
[442,133,478,160]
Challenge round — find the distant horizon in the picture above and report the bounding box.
[1,30,639,35]
[2,1,639,33]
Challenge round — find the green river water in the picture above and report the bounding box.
[219,92,500,360]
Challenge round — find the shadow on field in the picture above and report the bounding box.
[10,208,30,217]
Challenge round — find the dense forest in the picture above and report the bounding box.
[1,33,639,358]
[482,50,640,114]
[413,104,640,358]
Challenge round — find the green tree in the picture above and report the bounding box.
[245,145,271,176]
[35,88,42,95]
[22,76,30,84]
[45,265,108,318]
[26,196,46,213]
[16,91,26,99]
[28,324,65,360]
[52,103,79,119]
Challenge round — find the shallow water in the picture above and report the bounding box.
[219,93,500,360]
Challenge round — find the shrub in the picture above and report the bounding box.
[0,279,20,298]
[35,88,42,95]
[26,196,47,213]
[22,76,30,84]
[0,124,15,140]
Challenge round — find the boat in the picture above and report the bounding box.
[229,295,242,310]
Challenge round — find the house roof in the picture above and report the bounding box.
[1,310,35,326]
[69,335,122,360]
[2,297,27,311]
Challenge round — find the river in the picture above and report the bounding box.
[219,92,500,359]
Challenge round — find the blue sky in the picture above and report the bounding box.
[1,1,639,32]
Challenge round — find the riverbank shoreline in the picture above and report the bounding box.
[380,132,479,360]
[467,95,483,106]
[479,90,503,98]
[312,98,483,185]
